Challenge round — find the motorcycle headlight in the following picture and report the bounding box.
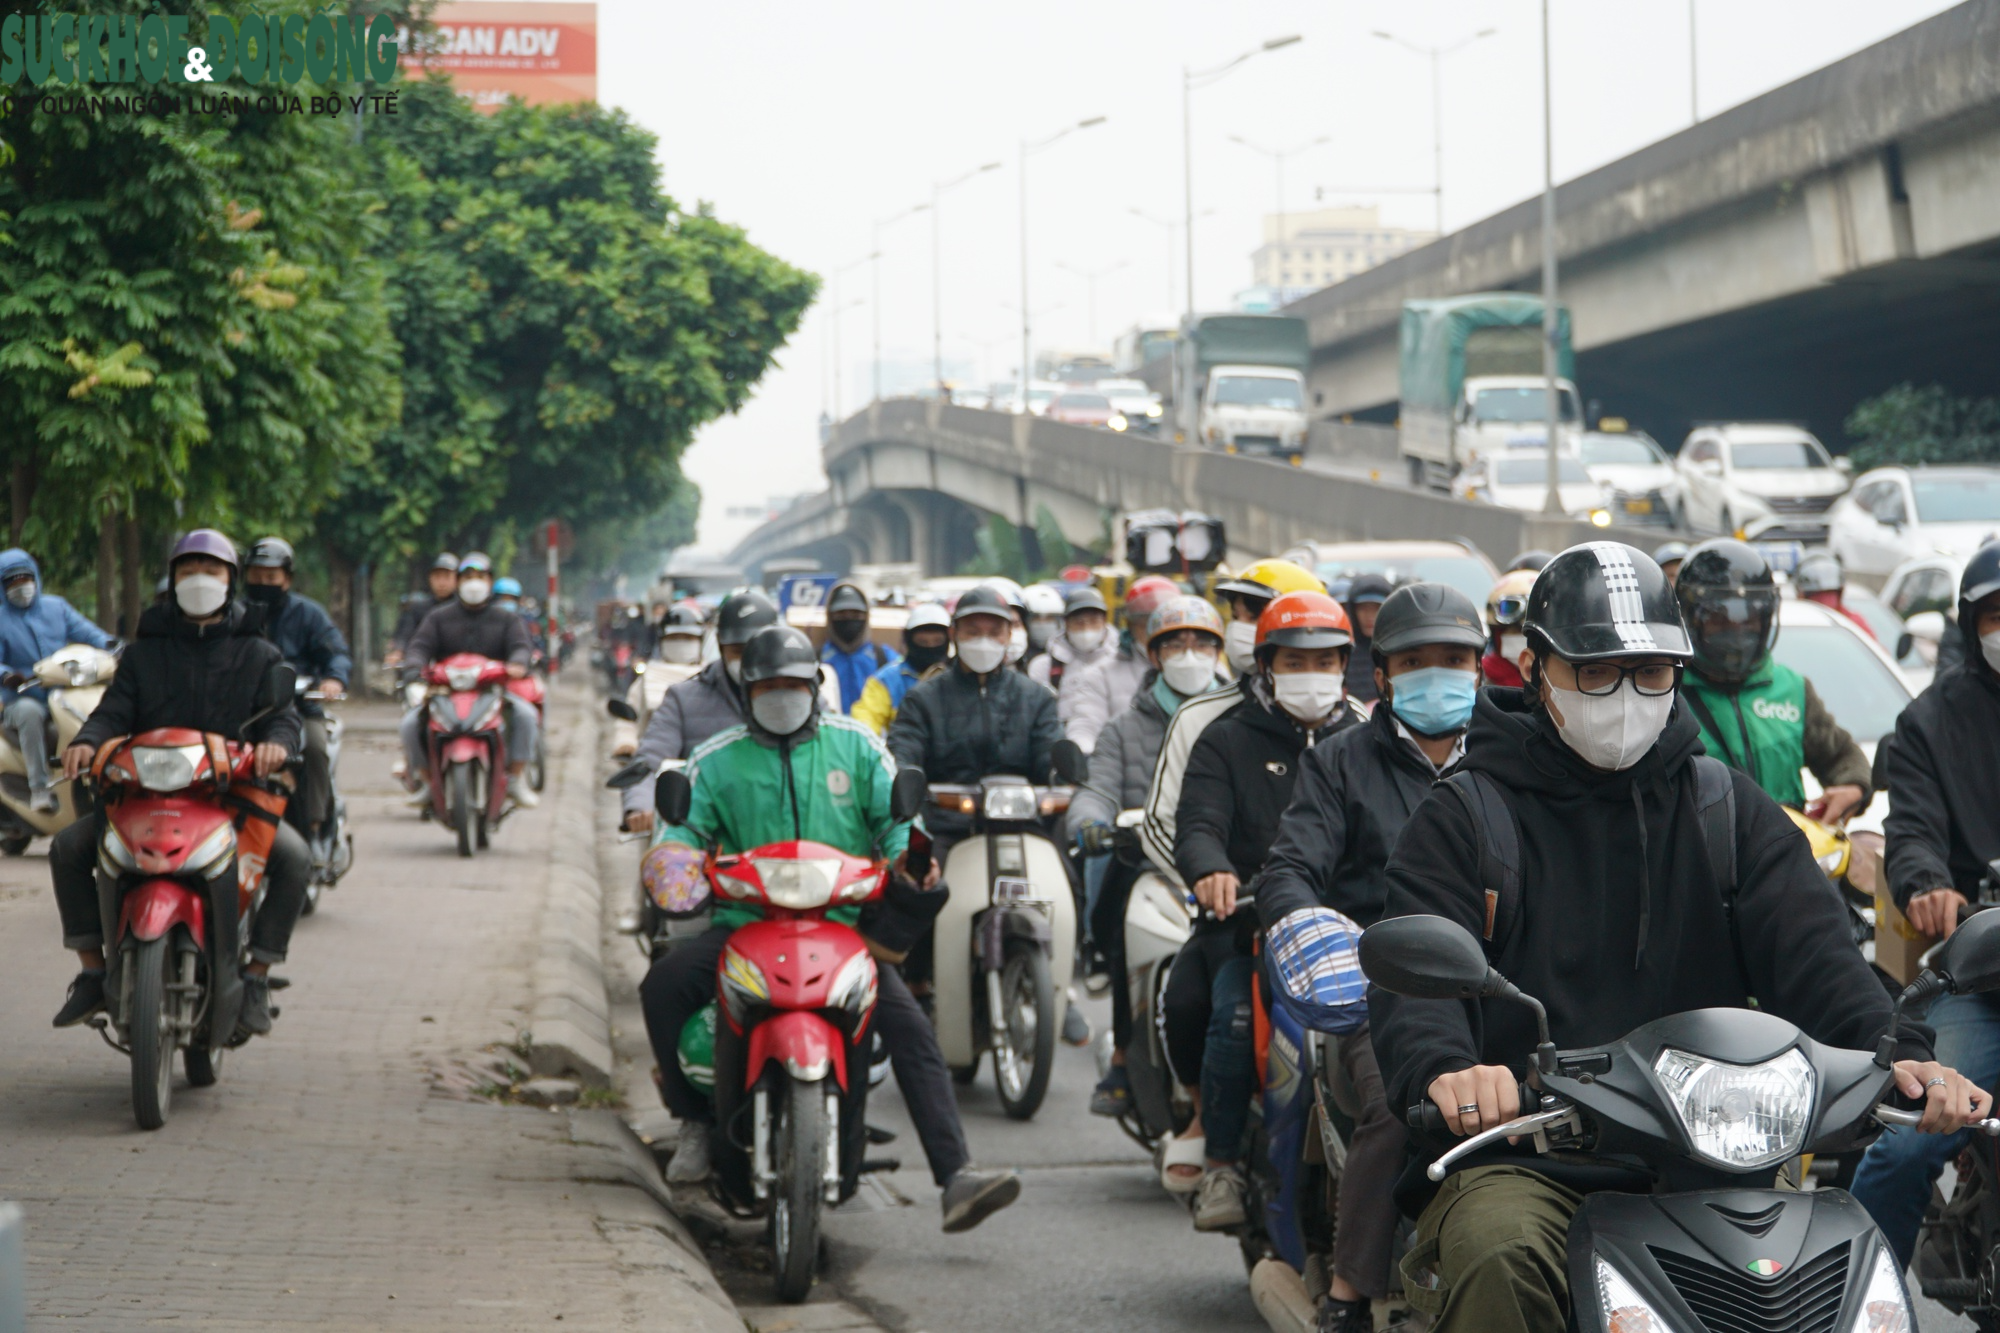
[718,946,768,1025]
[185,821,237,880]
[1593,1255,1669,1332]
[825,950,877,1019]
[445,664,482,692]
[1848,1243,1911,1333]
[982,785,1039,822]
[1653,1046,1814,1169]
[131,744,203,792]
[752,857,843,910]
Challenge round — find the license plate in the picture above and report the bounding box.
[1622,498,1653,514]
[992,878,1048,907]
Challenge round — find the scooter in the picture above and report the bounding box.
[609,655,700,758]
[291,680,353,915]
[1106,807,1197,1151]
[925,740,1089,1120]
[605,736,706,961]
[0,643,118,854]
[419,652,511,858]
[1362,911,2000,1333]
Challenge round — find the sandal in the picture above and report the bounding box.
[1158,1133,1206,1195]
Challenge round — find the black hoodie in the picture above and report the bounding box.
[75,601,302,756]
[1371,686,1929,1197]
[1882,638,2000,910]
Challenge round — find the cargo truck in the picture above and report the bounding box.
[1168,313,1311,460]
[1399,293,1580,491]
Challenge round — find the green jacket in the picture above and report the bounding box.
[659,713,912,931]
[1682,660,1873,808]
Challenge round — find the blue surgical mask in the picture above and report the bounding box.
[1387,666,1478,737]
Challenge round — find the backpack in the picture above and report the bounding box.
[1442,755,1738,957]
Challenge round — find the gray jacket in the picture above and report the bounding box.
[623,658,745,816]
[1068,673,1172,839]
[1063,641,1150,754]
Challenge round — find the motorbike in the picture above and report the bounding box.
[648,764,927,1303]
[0,643,118,854]
[291,680,353,915]
[508,670,547,793]
[1361,910,2000,1333]
[925,738,1089,1120]
[80,661,297,1129]
[418,652,512,857]
[1102,807,1197,1151]
[605,736,707,961]
[609,656,699,759]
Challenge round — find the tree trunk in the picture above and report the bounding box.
[326,548,354,641]
[120,516,142,639]
[96,513,117,630]
[9,456,37,547]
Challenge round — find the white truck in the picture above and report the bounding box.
[1168,314,1311,461]
[1399,294,1581,491]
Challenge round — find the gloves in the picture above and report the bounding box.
[862,871,951,961]
[1076,821,1115,856]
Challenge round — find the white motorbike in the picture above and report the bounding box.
[609,658,700,758]
[1106,808,1197,1148]
[293,680,353,914]
[0,643,118,854]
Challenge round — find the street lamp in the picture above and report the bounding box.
[1227,134,1330,235]
[872,202,929,403]
[931,160,1003,395]
[1538,0,1562,516]
[1183,35,1302,319]
[1688,0,1700,123]
[829,251,876,421]
[820,295,864,420]
[1019,115,1107,411]
[1131,207,1213,312]
[1054,260,1128,346]
[1370,26,1495,234]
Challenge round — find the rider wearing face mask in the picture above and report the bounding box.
[637,626,1022,1232]
[1021,584,1066,662]
[0,548,113,815]
[400,552,541,809]
[1027,585,1114,703]
[621,589,778,833]
[1341,573,1392,705]
[244,537,351,845]
[853,603,951,736]
[1167,591,1358,1231]
[385,552,459,668]
[1371,542,1979,1333]
[1062,575,1179,754]
[51,530,308,1035]
[1480,568,1537,689]
[609,604,707,759]
[1251,583,1486,1329]
[819,581,897,714]
[654,605,707,672]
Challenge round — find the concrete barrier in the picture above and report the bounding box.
[0,1203,22,1333]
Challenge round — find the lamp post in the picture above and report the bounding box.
[1183,35,1302,320]
[1054,260,1128,346]
[931,161,1003,395]
[1370,27,1496,234]
[1538,0,1563,517]
[829,253,875,421]
[820,295,864,420]
[1019,115,1108,411]
[1227,133,1330,245]
[872,202,929,403]
[1688,0,1700,123]
[1130,207,1212,313]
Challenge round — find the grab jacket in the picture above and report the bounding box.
[885,660,1062,841]
[0,550,112,704]
[1681,660,1871,809]
[75,601,301,758]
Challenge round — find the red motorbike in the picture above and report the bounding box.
[421,652,511,857]
[651,766,925,1302]
[84,675,295,1128]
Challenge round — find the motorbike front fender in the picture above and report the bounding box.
[746,1011,848,1091]
[118,877,207,947]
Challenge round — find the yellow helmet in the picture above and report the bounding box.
[1214,558,1325,605]
[1783,806,1852,881]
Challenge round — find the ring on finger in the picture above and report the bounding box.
[1926,1076,1950,1090]
[1457,1103,1481,1116]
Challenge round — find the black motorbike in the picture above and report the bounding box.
[1361,911,2000,1333]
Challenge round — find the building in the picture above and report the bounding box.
[1248,206,1434,303]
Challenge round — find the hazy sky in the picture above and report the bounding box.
[592,0,1962,553]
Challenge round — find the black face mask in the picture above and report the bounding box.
[829,616,869,648]
[245,583,287,607]
[905,641,948,673]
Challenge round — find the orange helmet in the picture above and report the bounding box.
[1254,591,1353,657]
[1122,575,1181,641]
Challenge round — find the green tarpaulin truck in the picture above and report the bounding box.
[1168,313,1311,460]
[1399,294,1579,490]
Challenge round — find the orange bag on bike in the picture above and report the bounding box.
[225,781,290,899]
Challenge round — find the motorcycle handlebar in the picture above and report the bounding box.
[1875,1104,2000,1135]
[1406,1080,1542,1136]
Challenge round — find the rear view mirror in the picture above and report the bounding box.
[1905,611,1947,644]
[890,767,928,823]
[1895,632,1914,663]
[261,661,298,713]
[655,768,693,826]
[1935,909,2000,995]
[1359,915,1495,1000]
[605,759,650,790]
[1050,738,1089,786]
[605,698,638,721]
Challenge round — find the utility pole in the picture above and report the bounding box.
[1688,0,1700,123]
[1018,116,1107,410]
[1183,36,1302,320]
[1055,260,1128,345]
[1227,134,1330,273]
[1371,27,1496,235]
[1540,0,1564,517]
[931,161,1003,394]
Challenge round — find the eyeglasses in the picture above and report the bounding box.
[1571,660,1681,697]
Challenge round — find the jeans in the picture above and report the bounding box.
[3,696,52,793]
[1199,955,1257,1164]
[1851,990,2000,1269]
[293,715,332,833]
[1161,918,1257,1140]
[399,693,537,779]
[1089,856,1138,1050]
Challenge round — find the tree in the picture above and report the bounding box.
[1847,383,2000,470]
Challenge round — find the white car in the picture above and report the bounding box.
[1827,465,2000,580]
[1577,430,1682,529]
[1675,423,1851,540]
[1092,377,1165,433]
[1454,450,1612,525]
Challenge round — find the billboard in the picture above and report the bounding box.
[408,2,597,111]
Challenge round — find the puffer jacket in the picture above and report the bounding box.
[885,659,1062,840]
[1068,673,1174,838]
[0,549,113,704]
[1063,637,1149,753]
[622,658,746,818]
[74,600,301,757]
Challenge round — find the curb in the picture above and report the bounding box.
[527,676,617,1087]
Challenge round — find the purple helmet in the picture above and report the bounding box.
[170,529,238,571]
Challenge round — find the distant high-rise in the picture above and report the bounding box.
[1248,206,1434,301]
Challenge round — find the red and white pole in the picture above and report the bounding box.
[545,519,560,675]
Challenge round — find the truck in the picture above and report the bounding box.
[1167,313,1311,460]
[1398,293,1580,491]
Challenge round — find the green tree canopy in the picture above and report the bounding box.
[1847,383,2000,470]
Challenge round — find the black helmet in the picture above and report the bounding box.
[739,625,822,685]
[826,582,870,617]
[661,605,704,637]
[248,536,295,573]
[952,585,1012,624]
[1063,585,1109,617]
[1344,573,1393,608]
[1958,541,2000,659]
[431,551,460,572]
[1508,550,1555,573]
[1794,551,1844,597]
[1652,541,1690,568]
[1675,539,1779,686]
[715,588,780,646]
[1523,542,1691,663]
[1371,582,1488,656]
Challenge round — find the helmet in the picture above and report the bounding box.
[247,537,294,572]
[1344,573,1393,607]
[1794,551,1844,597]
[170,529,239,571]
[1960,542,2000,657]
[1508,550,1555,573]
[493,576,522,599]
[951,584,1013,624]
[980,578,1025,615]
[1486,569,1539,628]
[1675,539,1779,685]
[457,552,494,575]
[1122,575,1180,634]
[431,551,460,572]
[662,605,705,637]
[1371,583,1487,656]
[903,603,950,637]
[715,588,780,646]
[1023,585,1066,618]
[1523,542,1691,663]
[826,582,870,617]
[739,625,823,685]
[1146,595,1225,648]
[1255,591,1353,655]
[1214,558,1325,605]
[1064,586,1109,617]
[1652,541,1690,568]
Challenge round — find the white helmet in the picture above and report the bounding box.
[1023,585,1065,618]
[904,602,950,633]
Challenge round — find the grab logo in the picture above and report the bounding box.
[1750,698,1800,723]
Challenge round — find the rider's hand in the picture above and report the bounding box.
[318,678,345,701]
[1893,1059,1992,1133]
[1192,871,1240,918]
[62,743,97,780]
[1428,1065,1522,1138]
[894,849,941,890]
[624,810,655,833]
[1,670,27,689]
[1906,888,1968,940]
[1807,784,1865,825]
[252,743,288,778]
[506,662,528,679]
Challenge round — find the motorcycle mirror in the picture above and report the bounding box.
[1895,631,1915,663]
[1359,915,1496,1000]
[1050,738,1089,786]
[605,698,639,721]
[890,767,927,823]
[605,759,650,790]
[261,661,298,713]
[655,768,693,826]
[1935,908,2000,994]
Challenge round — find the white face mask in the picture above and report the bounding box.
[1982,629,2000,676]
[751,688,814,736]
[1500,632,1528,663]
[5,581,34,609]
[1546,681,1674,771]
[175,573,229,618]
[1224,622,1259,675]
[1028,618,1060,651]
[662,638,701,665]
[724,656,744,684]
[1272,671,1344,723]
[459,578,492,606]
[1160,649,1218,697]
[1067,626,1105,655]
[957,636,1007,675]
[1005,626,1028,665]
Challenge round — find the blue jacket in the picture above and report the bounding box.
[258,589,351,717]
[0,550,112,704]
[821,638,899,714]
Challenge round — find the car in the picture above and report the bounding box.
[1827,464,2000,580]
[1046,390,1116,428]
[1835,584,1932,686]
[1093,377,1165,433]
[1453,449,1613,525]
[1288,539,1500,607]
[1675,422,1851,540]
[1769,597,1915,839]
[1576,428,1682,528]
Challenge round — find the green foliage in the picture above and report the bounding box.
[961,504,1075,583]
[1032,503,1073,572]
[1847,383,2000,470]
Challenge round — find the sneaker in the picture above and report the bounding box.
[665,1120,711,1183]
[1089,1064,1133,1118]
[238,974,274,1036]
[1061,990,1091,1047]
[28,786,59,816]
[1318,1297,1373,1333]
[509,783,539,810]
[941,1166,1021,1233]
[1192,1165,1247,1232]
[52,969,106,1027]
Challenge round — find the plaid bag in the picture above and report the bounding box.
[1265,906,1369,1035]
